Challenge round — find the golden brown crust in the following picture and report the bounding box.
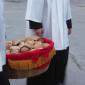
[20,45,31,53]
[6,36,49,54]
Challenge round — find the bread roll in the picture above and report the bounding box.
[33,41,43,49]
[20,45,31,53]
[10,46,20,53]
[6,41,13,50]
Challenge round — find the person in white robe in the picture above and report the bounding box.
[25,0,72,85]
[0,0,10,85]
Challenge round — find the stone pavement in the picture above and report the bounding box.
[70,0,85,71]
[4,0,85,85]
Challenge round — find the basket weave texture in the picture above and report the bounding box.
[6,38,55,79]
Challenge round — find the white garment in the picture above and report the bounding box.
[25,0,72,50]
[0,0,6,72]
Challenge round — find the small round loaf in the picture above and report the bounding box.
[6,41,13,50]
[33,41,43,49]
[20,45,31,53]
[10,46,20,53]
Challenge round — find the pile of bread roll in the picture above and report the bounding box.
[6,36,49,54]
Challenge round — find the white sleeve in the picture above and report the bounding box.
[25,0,44,22]
[66,0,72,20]
[0,53,3,72]
[0,0,6,72]
[0,0,4,18]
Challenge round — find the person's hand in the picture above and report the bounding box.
[33,28,44,37]
[68,28,72,35]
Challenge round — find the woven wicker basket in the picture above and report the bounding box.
[6,38,55,79]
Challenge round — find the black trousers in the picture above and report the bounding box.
[0,65,10,85]
[27,47,69,85]
[53,47,69,84]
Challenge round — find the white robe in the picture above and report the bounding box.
[25,0,72,50]
[0,0,6,72]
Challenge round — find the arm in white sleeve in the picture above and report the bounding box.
[25,0,44,22]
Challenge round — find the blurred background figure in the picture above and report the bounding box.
[0,0,10,85]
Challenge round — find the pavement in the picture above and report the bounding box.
[4,0,85,85]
